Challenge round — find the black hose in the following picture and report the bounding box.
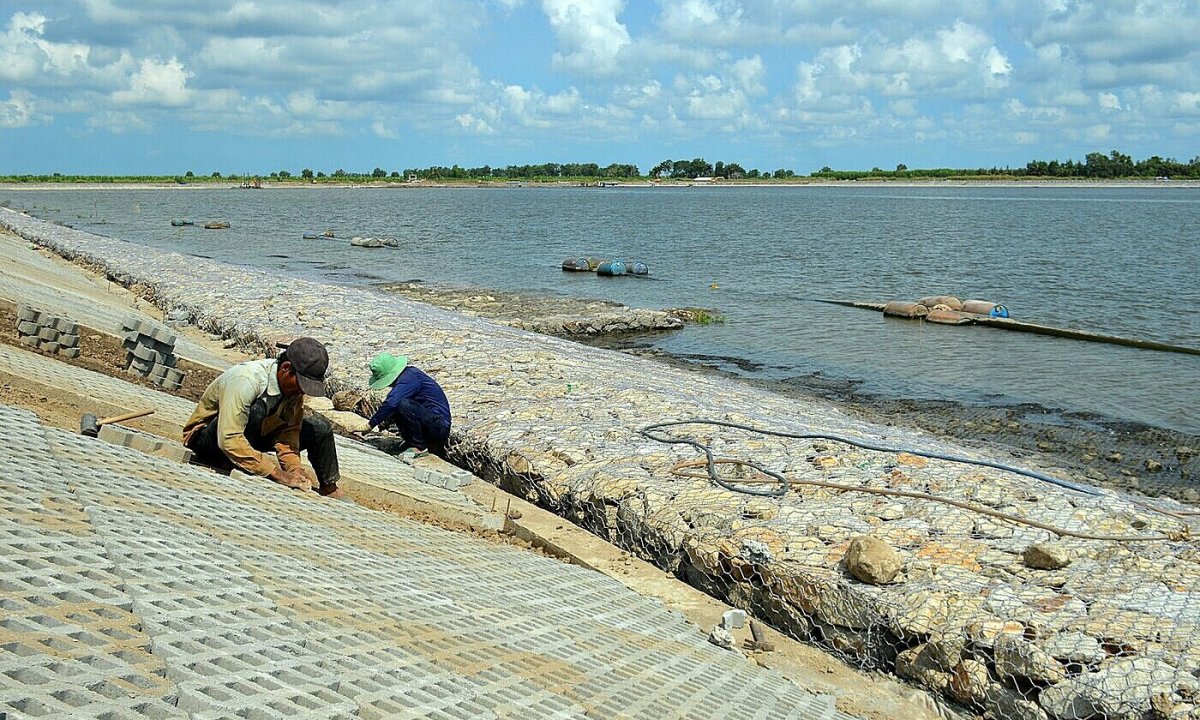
[639,419,1102,497]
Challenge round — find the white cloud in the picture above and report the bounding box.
[85,109,149,133]
[0,89,46,128]
[1085,123,1111,142]
[1175,92,1200,115]
[371,120,400,139]
[0,12,93,83]
[542,0,631,75]
[456,112,494,134]
[112,57,192,107]
[1098,92,1122,111]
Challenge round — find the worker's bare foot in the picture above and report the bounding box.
[319,485,346,499]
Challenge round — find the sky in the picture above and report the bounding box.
[2,0,1198,176]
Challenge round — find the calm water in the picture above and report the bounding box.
[7,185,1199,434]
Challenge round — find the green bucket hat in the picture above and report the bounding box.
[368,352,408,390]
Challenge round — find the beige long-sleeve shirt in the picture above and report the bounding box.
[183,359,303,477]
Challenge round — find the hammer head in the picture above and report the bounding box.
[80,413,99,437]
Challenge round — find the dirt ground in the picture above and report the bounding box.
[0,301,224,438]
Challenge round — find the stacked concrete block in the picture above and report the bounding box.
[411,463,476,491]
[15,305,82,358]
[97,423,193,464]
[119,315,186,391]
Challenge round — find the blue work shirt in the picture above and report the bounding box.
[369,367,451,428]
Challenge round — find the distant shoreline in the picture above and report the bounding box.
[2,178,1197,191]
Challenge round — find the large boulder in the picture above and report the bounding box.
[844,535,903,585]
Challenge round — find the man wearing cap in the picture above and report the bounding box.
[183,337,342,497]
[363,352,451,457]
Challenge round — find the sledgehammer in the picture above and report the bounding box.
[80,409,155,437]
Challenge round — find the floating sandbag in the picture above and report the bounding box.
[596,260,627,276]
[302,231,320,239]
[586,257,606,270]
[883,301,929,319]
[917,295,962,311]
[626,260,649,275]
[562,256,591,271]
[925,309,973,325]
[960,299,997,315]
[380,237,398,247]
[203,221,230,230]
[350,236,383,248]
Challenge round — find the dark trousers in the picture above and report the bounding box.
[188,399,341,489]
[386,399,450,455]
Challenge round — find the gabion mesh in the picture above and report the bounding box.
[4,206,1200,720]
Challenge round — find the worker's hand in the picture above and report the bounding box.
[270,467,310,490]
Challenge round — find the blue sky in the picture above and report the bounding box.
[2,0,1198,175]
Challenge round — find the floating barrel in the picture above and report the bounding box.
[380,237,398,247]
[917,295,963,311]
[562,256,591,271]
[302,231,320,239]
[586,257,606,270]
[596,260,627,276]
[350,236,383,248]
[989,304,1009,318]
[626,260,649,275]
[170,219,194,227]
[883,301,930,319]
[203,221,230,230]
[925,309,973,325]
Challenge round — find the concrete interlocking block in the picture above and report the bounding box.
[60,346,81,359]
[53,318,79,334]
[17,320,40,335]
[38,340,61,353]
[131,343,159,362]
[38,326,60,342]
[97,424,193,464]
[149,326,177,346]
[57,333,79,348]
[17,304,40,323]
[18,335,39,348]
[128,357,154,376]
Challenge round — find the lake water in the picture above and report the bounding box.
[6,184,1199,435]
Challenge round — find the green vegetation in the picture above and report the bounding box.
[2,149,1197,185]
[670,307,726,325]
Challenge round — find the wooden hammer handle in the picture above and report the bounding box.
[97,409,156,426]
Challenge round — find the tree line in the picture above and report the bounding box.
[3,150,1197,184]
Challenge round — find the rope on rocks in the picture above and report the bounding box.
[640,420,1189,543]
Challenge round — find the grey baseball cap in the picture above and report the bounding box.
[285,336,329,397]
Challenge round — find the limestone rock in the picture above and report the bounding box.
[305,395,335,411]
[1024,542,1072,570]
[920,633,968,672]
[320,409,370,435]
[1039,658,1182,720]
[1043,631,1106,665]
[949,658,992,706]
[994,635,1066,685]
[844,535,903,585]
[896,645,950,693]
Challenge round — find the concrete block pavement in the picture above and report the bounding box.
[1,403,860,719]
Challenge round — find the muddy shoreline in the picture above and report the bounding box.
[380,281,1198,505]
